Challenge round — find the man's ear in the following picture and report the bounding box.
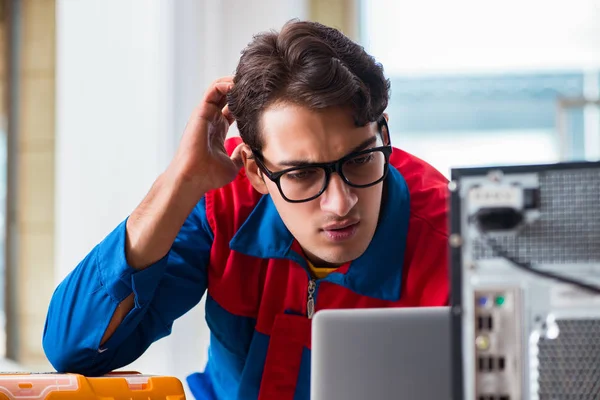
[380,113,391,146]
[242,145,269,195]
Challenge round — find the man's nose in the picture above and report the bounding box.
[319,174,358,217]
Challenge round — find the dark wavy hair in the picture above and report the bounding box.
[227,19,390,153]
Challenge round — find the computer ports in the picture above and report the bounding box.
[497,356,505,371]
[473,289,520,400]
[477,315,493,331]
[477,356,507,372]
[475,335,490,351]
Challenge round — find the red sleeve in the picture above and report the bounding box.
[224,136,243,155]
[391,147,450,306]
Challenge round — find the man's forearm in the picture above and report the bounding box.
[100,168,207,345]
[126,167,207,269]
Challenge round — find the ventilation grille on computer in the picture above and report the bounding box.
[473,168,600,264]
[535,318,600,399]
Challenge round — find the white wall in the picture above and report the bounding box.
[55,0,307,395]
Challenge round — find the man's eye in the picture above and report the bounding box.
[286,169,317,180]
[349,154,375,165]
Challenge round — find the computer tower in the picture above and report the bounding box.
[449,161,600,400]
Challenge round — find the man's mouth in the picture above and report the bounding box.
[321,221,360,241]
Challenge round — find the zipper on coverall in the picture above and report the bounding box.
[307,279,316,319]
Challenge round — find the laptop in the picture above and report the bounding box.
[310,307,451,400]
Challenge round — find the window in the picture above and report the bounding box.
[359,0,600,177]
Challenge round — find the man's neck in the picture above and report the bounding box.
[303,249,343,269]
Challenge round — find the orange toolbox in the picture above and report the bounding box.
[0,372,186,399]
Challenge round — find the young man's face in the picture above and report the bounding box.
[245,103,388,268]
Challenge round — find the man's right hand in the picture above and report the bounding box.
[169,76,243,195]
[102,77,244,345]
[125,76,243,271]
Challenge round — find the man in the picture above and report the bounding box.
[43,20,449,400]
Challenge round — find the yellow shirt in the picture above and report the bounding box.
[307,259,338,280]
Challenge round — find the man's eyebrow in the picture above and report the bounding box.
[349,136,378,154]
[277,136,378,168]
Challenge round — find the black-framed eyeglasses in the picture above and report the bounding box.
[253,116,392,203]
